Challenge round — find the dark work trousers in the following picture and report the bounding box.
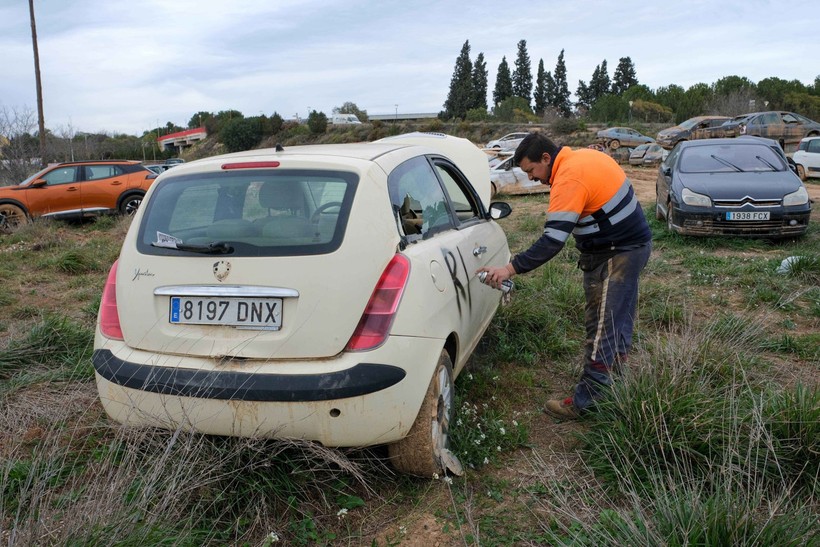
[572,243,651,411]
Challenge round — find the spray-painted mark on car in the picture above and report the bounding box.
[443,247,472,317]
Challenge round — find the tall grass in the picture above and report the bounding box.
[529,311,819,545]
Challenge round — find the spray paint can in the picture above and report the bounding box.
[478,271,514,294]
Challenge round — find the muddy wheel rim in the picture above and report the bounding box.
[0,204,27,233]
[432,363,453,457]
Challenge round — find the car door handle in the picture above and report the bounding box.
[473,245,487,257]
[111,180,123,185]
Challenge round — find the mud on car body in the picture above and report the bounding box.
[656,115,730,149]
[92,133,513,477]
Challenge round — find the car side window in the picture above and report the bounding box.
[388,156,452,240]
[42,167,78,186]
[86,165,123,181]
[807,140,820,153]
[432,159,481,226]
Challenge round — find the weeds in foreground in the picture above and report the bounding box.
[528,313,819,546]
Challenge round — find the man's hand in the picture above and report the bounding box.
[476,263,515,289]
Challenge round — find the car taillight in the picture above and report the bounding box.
[345,254,410,351]
[99,260,123,340]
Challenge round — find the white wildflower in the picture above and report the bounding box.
[433,473,439,480]
[267,532,280,543]
[399,525,407,535]
[497,446,501,451]
[483,457,489,465]
[500,427,506,435]
[443,476,453,485]
[512,420,518,426]
[337,508,348,518]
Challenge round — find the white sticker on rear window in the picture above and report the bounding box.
[154,232,182,249]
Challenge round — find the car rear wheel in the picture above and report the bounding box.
[609,139,621,150]
[119,193,143,215]
[0,203,30,234]
[388,350,456,477]
[796,164,807,181]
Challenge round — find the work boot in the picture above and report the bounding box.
[543,396,580,420]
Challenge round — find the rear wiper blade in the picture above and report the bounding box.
[710,154,743,172]
[152,241,234,254]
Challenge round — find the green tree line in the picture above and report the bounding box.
[441,39,820,125]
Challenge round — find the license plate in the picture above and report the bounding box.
[170,296,282,329]
[726,211,770,221]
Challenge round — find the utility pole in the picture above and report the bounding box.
[28,0,46,166]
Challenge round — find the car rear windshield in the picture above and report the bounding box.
[679,144,787,174]
[136,169,357,257]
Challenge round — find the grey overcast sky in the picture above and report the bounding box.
[2,0,818,136]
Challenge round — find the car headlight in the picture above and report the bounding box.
[681,188,712,207]
[783,186,809,207]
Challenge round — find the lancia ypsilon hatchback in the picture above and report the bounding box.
[656,137,811,238]
[93,133,512,477]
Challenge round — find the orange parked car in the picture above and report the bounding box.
[0,160,157,234]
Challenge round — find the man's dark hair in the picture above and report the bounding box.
[513,132,560,165]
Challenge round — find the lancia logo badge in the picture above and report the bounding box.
[213,260,231,282]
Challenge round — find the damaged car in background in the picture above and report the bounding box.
[656,136,811,238]
[655,115,730,149]
[92,132,513,478]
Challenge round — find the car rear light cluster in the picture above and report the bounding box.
[346,254,410,351]
[99,260,124,340]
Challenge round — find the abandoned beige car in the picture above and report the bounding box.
[93,133,512,477]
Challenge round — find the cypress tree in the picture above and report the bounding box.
[512,39,533,109]
[534,59,548,115]
[443,40,474,119]
[612,57,638,95]
[493,56,513,107]
[471,52,488,111]
[552,49,572,117]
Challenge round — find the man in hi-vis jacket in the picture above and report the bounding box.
[478,132,651,419]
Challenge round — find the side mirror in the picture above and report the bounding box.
[661,166,672,177]
[30,179,47,188]
[489,201,512,220]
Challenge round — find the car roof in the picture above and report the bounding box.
[165,132,494,207]
[678,136,779,148]
[52,159,141,166]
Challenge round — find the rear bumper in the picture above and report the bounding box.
[93,349,405,401]
[92,335,442,446]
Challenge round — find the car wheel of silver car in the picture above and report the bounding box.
[0,203,30,234]
[796,164,806,181]
[119,194,143,216]
[388,350,455,478]
[609,139,621,150]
